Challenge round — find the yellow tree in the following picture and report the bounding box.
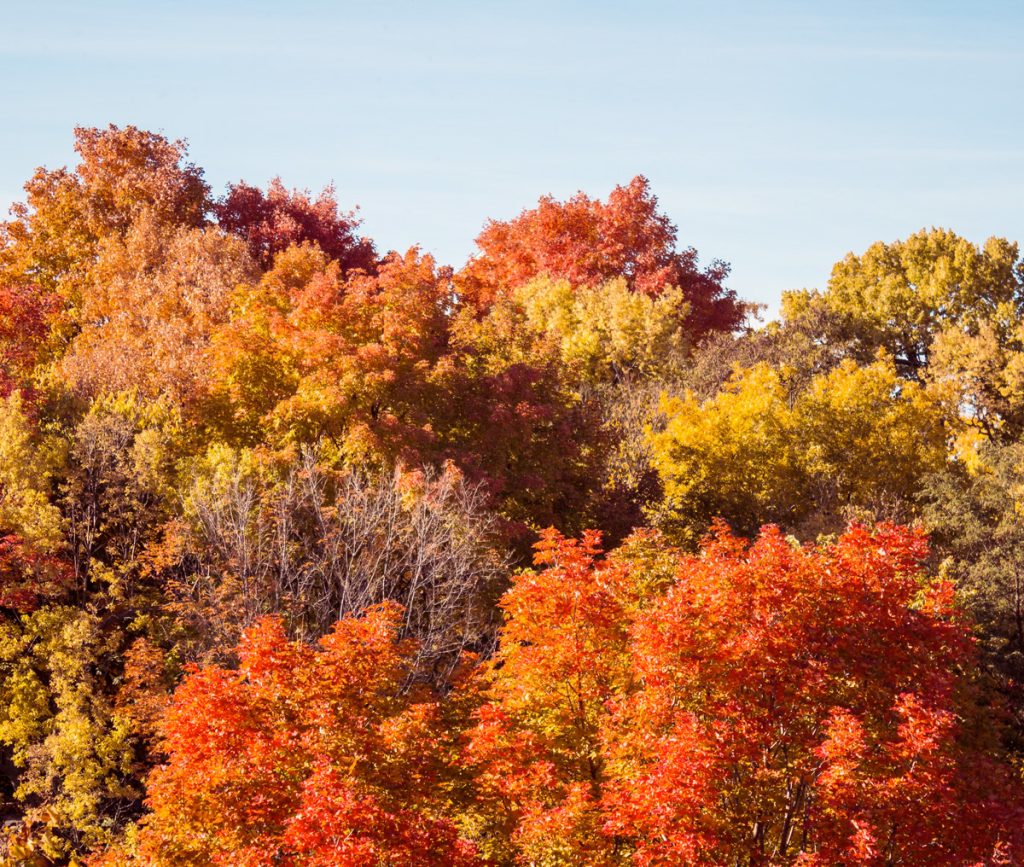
[781,228,1023,381]
[650,358,946,543]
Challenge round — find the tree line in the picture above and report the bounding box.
[0,125,1022,865]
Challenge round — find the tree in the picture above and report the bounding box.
[215,178,377,273]
[0,605,140,861]
[60,392,183,595]
[457,176,745,337]
[0,125,210,315]
[0,391,63,551]
[123,605,480,866]
[0,283,60,400]
[499,277,692,387]
[6,123,1024,866]
[462,529,635,865]
[920,443,1024,740]
[206,246,453,462]
[446,293,605,536]
[0,534,71,615]
[650,358,946,543]
[206,246,602,534]
[175,444,508,682]
[786,229,1024,456]
[781,229,1024,381]
[60,214,257,407]
[650,363,803,543]
[797,357,947,510]
[927,314,1024,447]
[605,523,1024,865]
[463,523,1024,865]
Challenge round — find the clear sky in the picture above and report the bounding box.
[2,0,1022,315]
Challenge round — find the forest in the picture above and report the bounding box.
[0,124,1023,865]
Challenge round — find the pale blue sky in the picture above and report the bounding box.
[2,0,1022,314]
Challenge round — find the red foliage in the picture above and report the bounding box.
[0,283,60,398]
[215,178,376,272]
[606,523,1024,865]
[282,761,479,867]
[458,175,745,335]
[0,534,72,613]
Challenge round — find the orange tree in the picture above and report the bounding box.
[457,176,745,336]
[111,603,479,866]
[466,523,1024,865]
[205,245,601,534]
[461,529,637,865]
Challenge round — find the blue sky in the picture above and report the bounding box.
[1,0,1022,315]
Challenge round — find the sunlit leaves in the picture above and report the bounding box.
[133,604,480,866]
[0,123,1023,866]
[0,125,210,312]
[458,176,745,336]
[650,358,946,542]
[0,606,139,858]
[463,523,1024,864]
[62,215,257,405]
[0,391,63,550]
[215,178,376,273]
[782,228,1024,381]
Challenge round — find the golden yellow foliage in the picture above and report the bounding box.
[650,358,946,542]
[0,392,63,549]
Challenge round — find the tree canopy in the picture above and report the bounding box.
[0,126,1023,866]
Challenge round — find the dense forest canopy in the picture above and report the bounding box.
[1,125,1023,865]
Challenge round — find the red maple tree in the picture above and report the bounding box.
[215,178,376,273]
[458,176,745,336]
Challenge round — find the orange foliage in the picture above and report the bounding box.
[132,604,479,866]
[62,214,256,403]
[458,175,745,335]
[1,125,209,299]
[3,125,1024,866]
[468,523,1024,865]
[206,246,598,530]
[207,245,454,460]
[463,529,633,863]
